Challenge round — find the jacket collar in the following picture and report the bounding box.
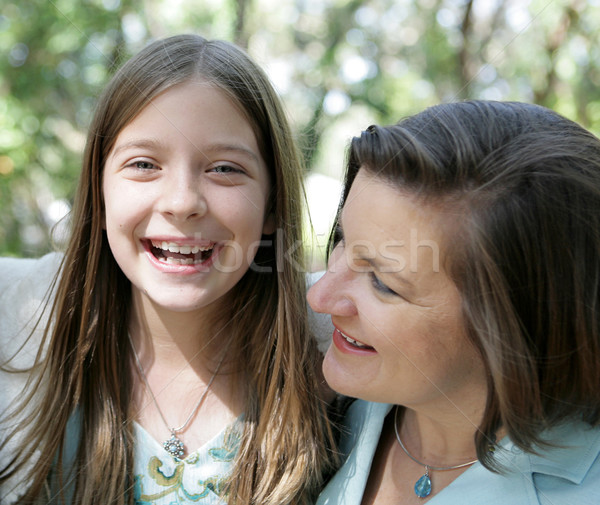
[515,420,600,484]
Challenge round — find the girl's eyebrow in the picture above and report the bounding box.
[201,142,261,164]
[111,139,261,165]
[110,138,167,157]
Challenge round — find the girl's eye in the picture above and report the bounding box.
[370,272,398,297]
[132,160,155,170]
[210,164,243,174]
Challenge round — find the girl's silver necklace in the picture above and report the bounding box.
[393,406,478,499]
[129,333,225,459]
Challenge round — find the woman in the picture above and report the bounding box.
[309,101,600,504]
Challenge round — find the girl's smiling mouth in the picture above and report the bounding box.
[144,239,216,266]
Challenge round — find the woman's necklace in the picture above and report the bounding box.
[129,334,225,459]
[393,406,478,499]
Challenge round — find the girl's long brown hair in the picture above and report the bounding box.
[1,35,337,504]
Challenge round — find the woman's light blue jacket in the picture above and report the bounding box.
[318,400,600,505]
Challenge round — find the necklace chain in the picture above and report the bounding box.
[393,406,478,471]
[393,406,478,498]
[128,333,225,457]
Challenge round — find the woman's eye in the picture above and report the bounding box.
[333,223,344,246]
[370,272,398,296]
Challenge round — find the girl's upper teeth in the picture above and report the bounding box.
[151,240,212,254]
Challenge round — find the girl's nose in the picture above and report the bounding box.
[159,167,208,220]
[307,244,358,317]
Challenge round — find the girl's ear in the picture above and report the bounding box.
[262,213,276,235]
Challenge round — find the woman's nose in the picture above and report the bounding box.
[159,167,207,220]
[307,244,358,317]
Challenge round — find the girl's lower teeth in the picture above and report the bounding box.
[158,256,205,265]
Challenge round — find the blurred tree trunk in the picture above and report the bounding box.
[534,0,581,106]
[233,0,251,49]
[458,0,474,99]
[298,0,365,171]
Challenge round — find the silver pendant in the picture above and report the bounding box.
[163,433,185,459]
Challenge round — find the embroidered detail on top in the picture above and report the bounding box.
[134,425,242,504]
[209,426,240,462]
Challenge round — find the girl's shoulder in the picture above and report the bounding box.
[0,251,62,291]
[0,253,62,503]
[0,252,62,364]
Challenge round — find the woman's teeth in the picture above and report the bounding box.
[338,329,372,349]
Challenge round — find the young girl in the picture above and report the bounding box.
[0,34,336,504]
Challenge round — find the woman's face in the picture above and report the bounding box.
[307,169,486,410]
[102,80,274,317]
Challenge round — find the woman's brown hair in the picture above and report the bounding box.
[334,100,600,469]
[1,34,336,504]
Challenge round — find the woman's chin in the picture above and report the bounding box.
[322,348,367,399]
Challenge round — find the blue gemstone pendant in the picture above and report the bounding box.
[414,466,432,498]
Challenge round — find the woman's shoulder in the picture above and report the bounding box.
[337,400,392,453]
[316,401,392,505]
[442,420,600,504]
[526,421,600,502]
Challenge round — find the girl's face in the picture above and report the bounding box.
[102,80,274,316]
[307,170,486,411]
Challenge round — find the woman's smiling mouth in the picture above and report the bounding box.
[336,328,375,350]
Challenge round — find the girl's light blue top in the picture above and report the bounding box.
[0,255,332,504]
[56,411,240,505]
[318,400,600,505]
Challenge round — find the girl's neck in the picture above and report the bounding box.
[129,291,231,372]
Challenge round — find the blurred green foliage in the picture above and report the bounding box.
[2,0,600,257]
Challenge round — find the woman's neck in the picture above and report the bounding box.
[398,406,481,466]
